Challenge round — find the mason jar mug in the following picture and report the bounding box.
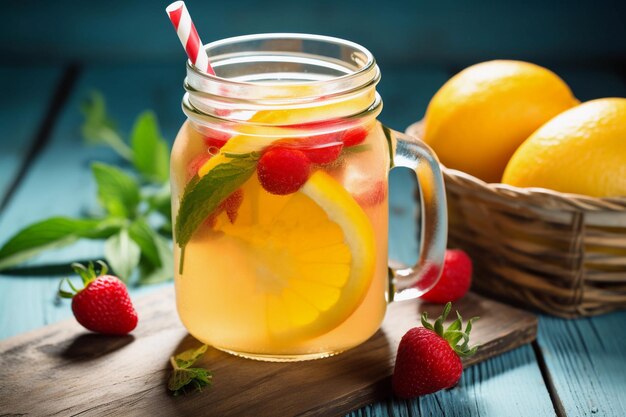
[170,33,447,361]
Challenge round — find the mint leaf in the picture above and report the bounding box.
[104,229,141,282]
[175,344,208,368]
[169,368,212,396]
[128,219,162,267]
[0,217,121,271]
[92,162,140,218]
[138,231,173,285]
[175,154,258,262]
[81,92,133,161]
[131,111,170,183]
[168,344,212,396]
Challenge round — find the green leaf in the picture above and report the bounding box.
[168,367,212,396]
[147,181,172,220]
[168,344,212,396]
[81,92,133,161]
[92,162,140,218]
[174,154,259,266]
[131,111,170,183]
[421,312,434,331]
[138,232,173,285]
[175,344,208,369]
[0,217,121,271]
[104,229,141,282]
[445,330,469,347]
[128,219,161,267]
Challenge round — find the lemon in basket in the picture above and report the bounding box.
[502,98,626,197]
[422,60,578,183]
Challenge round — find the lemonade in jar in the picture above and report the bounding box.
[171,34,447,361]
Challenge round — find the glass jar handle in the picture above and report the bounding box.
[385,127,448,301]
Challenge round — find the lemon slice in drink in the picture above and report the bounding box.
[213,171,376,341]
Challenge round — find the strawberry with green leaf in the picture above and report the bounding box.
[392,303,478,398]
[59,261,138,335]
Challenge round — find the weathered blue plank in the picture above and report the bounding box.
[538,313,626,417]
[534,68,626,417]
[0,64,185,338]
[0,66,63,202]
[348,345,555,417]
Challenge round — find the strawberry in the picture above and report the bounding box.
[203,189,244,228]
[257,147,311,195]
[203,132,230,149]
[421,249,473,303]
[392,303,478,398]
[299,134,344,164]
[222,189,244,223]
[58,261,138,335]
[202,127,231,148]
[341,125,370,147]
[275,134,344,165]
[187,152,213,179]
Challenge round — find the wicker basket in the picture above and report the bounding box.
[407,121,626,318]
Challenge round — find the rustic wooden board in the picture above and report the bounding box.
[0,288,536,417]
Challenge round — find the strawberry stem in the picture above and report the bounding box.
[59,261,111,299]
[57,278,76,299]
[421,302,479,358]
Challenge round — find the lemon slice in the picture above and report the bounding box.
[213,171,376,341]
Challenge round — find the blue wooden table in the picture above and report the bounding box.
[1,63,625,417]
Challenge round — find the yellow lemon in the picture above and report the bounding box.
[423,60,578,182]
[212,171,376,341]
[502,98,626,197]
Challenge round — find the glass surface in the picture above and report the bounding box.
[171,34,446,361]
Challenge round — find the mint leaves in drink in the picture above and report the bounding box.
[174,153,259,273]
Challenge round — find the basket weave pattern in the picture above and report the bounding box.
[407,122,626,318]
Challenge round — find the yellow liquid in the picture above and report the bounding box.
[171,121,390,360]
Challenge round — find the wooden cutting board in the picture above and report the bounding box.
[0,288,536,417]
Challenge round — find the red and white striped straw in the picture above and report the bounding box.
[166,1,215,75]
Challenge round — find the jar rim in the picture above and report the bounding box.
[191,33,377,88]
[185,33,380,102]
[182,33,382,129]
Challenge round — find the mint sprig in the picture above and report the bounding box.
[174,153,259,273]
[168,344,212,396]
[0,92,173,285]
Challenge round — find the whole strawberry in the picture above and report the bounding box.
[59,261,138,335]
[392,303,478,398]
[257,147,311,195]
[421,249,472,303]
